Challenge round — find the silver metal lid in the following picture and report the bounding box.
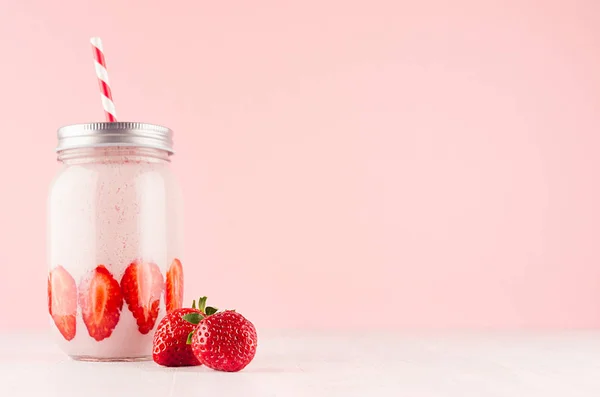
[56,122,174,154]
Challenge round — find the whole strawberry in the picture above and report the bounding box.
[187,308,257,372]
[152,306,202,367]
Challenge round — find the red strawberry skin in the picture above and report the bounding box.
[152,308,202,367]
[165,259,184,313]
[79,265,123,341]
[191,311,257,372]
[48,266,77,341]
[121,260,165,334]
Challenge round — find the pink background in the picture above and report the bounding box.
[1,0,599,330]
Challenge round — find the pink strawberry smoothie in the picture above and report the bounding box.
[48,150,183,360]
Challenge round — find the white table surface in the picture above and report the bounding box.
[0,330,598,396]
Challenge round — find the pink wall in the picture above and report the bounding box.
[1,0,599,329]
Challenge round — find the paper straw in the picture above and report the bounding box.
[90,37,117,122]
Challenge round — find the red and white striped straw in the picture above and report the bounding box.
[90,37,117,122]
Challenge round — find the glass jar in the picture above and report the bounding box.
[47,122,184,361]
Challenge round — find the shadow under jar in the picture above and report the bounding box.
[47,122,184,361]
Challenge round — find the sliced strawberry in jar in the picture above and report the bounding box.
[48,266,77,341]
[79,265,123,341]
[165,258,184,313]
[121,260,164,334]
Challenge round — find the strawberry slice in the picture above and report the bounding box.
[165,258,184,313]
[121,260,164,334]
[79,265,123,341]
[48,266,77,341]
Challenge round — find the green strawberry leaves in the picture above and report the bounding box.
[184,296,220,332]
[186,331,194,345]
[182,312,203,325]
[183,296,227,345]
[190,296,219,316]
[197,297,207,312]
[205,306,218,316]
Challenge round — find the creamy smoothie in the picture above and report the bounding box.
[48,130,183,361]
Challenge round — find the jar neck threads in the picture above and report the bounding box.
[57,147,170,165]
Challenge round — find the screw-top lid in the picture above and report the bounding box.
[56,122,174,154]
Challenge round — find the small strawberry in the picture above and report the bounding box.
[121,260,164,334]
[152,305,202,367]
[165,258,184,313]
[79,265,123,341]
[185,298,257,372]
[48,266,77,341]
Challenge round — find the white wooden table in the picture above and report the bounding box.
[1,330,598,396]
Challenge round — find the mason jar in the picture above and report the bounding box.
[47,122,184,361]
